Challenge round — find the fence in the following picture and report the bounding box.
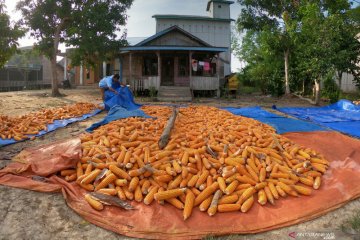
[0,67,51,91]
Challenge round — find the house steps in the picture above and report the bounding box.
[157,86,192,102]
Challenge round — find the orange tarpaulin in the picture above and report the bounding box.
[1,131,360,239]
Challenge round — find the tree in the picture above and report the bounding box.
[325,4,360,87]
[238,28,284,96]
[236,0,300,95]
[17,0,133,97]
[235,0,360,103]
[294,1,360,104]
[0,0,24,68]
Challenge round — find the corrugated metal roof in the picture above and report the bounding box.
[206,0,234,11]
[127,37,148,46]
[152,14,234,22]
[134,25,212,47]
[120,46,227,52]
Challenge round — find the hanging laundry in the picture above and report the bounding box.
[204,62,210,71]
[198,61,205,66]
[192,59,198,71]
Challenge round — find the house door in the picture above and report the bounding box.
[161,57,174,86]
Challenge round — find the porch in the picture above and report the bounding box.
[121,50,221,95]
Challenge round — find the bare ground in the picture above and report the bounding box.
[0,88,358,240]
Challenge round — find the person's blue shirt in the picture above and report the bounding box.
[99,75,120,89]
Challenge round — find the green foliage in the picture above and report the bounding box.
[234,0,360,98]
[236,30,284,96]
[322,71,340,103]
[17,0,133,66]
[0,1,24,68]
[339,91,360,101]
[341,210,360,234]
[149,86,157,98]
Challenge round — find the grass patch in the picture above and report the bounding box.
[341,210,360,234]
[239,86,260,95]
[339,91,360,101]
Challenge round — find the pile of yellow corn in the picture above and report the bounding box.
[0,102,100,140]
[61,106,328,220]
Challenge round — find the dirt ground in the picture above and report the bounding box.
[0,88,358,240]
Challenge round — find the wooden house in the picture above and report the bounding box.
[71,0,234,100]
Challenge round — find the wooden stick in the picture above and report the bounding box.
[158,107,178,149]
[292,93,316,105]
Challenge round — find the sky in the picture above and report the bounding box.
[4,0,244,71]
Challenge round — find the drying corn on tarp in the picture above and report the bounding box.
[86,106,152,132]
[223,106,327,134]
[1,106,360,239]
[0,103,102,147]
[274,99,360,138]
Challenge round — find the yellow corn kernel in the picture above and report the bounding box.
[218,203,241,212]
[208,190,222,216]
[218,194,238,204]
[183,190,195,220]
[128,177,140,192]
[154,188,186,201]
[94,173,117,191]
[224,180,239,195]
[115,179,128,187]
[134,185,143,202]
[199,195,213,212]
[293,185,312,196]
[194,182,219,206]
[276,185,287,198]
[81,169,101,185]
[97,188,117,195]
[166,198,184,209]
[268,182,279,200]
[313,176,321,190]
[264,186,275,205]
[144,186,159,205]
[84,194,103,211]
[257,189,267,205]
[241,195,254,213]
[109,164,131,180]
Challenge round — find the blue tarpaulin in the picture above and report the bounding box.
[86,106,152,132]
[0,108,102,147]
[274,100,360,138]
[104,86,141,111]
[274,100,360,123]
[223,106,327,134]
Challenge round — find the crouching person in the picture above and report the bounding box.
[99,74,123,101]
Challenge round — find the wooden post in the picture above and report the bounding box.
[80,63,84,85]
[189,51,192,89]
[216,53,220,97]
[64,56,67,80]
[119,57,123,84]
[158,107,178,149]
[128,52,133,86]
[157,51,161,88]
[7,69,10,90]
[103,61,107,77]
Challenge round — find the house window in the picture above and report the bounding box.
[178,56,189,77]
[218,5,222,8]
[143,57,158,76]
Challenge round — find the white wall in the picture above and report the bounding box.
[337,72,358,93]
[208,2,231,19]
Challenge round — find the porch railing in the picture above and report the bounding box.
[126,76,160,92]
[191,76,219,90]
